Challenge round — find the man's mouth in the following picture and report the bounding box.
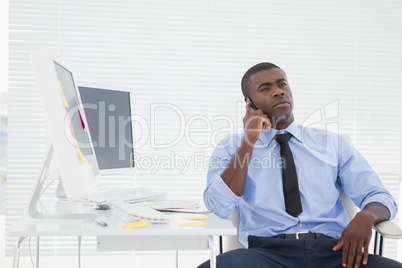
[274,101,290,108]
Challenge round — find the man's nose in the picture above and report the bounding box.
[273,88,285,98]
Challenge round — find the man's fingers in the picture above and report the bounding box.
[362,242,369,266]
[341,240,349,267]
[263,117,271,131]
[262,117,270,132]
[244,105,272,132]
[332,238,343,251]
[266,119,271,131]
[346,241,357,268]
[353,242,364,268]
[246,103,252,114]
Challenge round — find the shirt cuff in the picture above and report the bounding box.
[360,194,398,221]
[204,175,241,218]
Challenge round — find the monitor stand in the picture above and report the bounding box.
[55,180,67,199]
[27,145,96,222]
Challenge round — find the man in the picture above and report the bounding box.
[199,63,401,268]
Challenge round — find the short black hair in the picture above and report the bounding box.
[241,62,286,97]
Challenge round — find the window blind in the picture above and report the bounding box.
[7,0,402,262]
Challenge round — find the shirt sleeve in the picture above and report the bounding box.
[337,135,398,220]
[203,136,242,219]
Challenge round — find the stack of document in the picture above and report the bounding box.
[143,200,210,213]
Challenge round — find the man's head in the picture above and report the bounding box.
[241,62,285,97]
[241,62,294,129]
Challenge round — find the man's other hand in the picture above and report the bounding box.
[332,211,374,268]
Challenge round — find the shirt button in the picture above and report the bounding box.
[299,223,303,227]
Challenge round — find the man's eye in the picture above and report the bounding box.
[280,82,287,87]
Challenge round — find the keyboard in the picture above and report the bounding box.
[85,187,166,204]
[110,200,169,223]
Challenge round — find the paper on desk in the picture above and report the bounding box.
[183,216,208,221]
[144,200,210,213]
[145,200,199,209]
[178,222,207,227]
[121,220,151,229]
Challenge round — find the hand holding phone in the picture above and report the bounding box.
[244,97,271,136]
[246,97,257,112]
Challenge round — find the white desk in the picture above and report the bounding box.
[7,199,236,268]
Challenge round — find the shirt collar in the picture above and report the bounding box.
[258,120,302,147]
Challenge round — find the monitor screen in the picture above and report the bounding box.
[54,62,93,157]
[31,50,101,206]
[78,86,135,171]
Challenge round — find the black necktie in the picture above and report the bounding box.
[274,133,303,217]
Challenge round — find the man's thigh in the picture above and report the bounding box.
[198,237,306,268]
[198,237,402,268]
[197,248,303,268]
[321,253,402,268]
[354,254,402,268]
[306,239,402,268]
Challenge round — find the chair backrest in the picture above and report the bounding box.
[222,190,359,252]
[223,206,245,252]
[339,189,359,221]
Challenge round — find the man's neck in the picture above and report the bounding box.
[271,116,294,130]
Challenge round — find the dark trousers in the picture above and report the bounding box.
[198,236,402,268]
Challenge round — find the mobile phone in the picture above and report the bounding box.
[246,97,257,112]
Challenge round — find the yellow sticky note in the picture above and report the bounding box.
[183,216,208,221]
[122,220,152,229]
[74,139,87,164]
[178,222,207,227]
[59,82,69,108]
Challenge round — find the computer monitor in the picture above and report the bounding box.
[29,50,101,221]
[78,85,135,174]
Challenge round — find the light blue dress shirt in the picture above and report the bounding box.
[203,121,398,247]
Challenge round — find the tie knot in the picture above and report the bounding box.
[274,132,292,144]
